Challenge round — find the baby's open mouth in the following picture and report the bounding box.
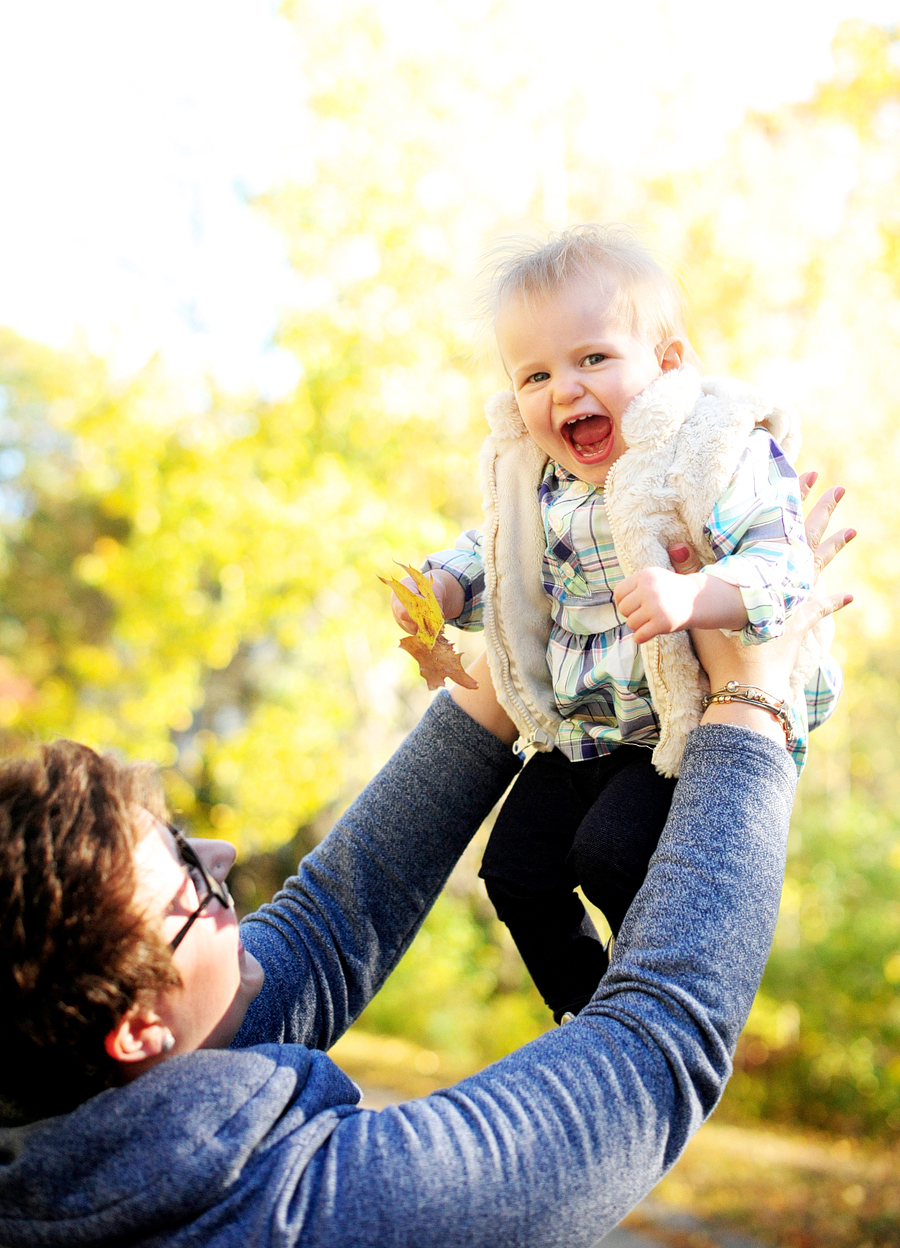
[562,413,614,463]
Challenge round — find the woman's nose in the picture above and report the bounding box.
[192,838,237,882]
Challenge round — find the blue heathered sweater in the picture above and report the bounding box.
[0,693,795,1246]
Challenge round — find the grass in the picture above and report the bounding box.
[634,1120,900,1248]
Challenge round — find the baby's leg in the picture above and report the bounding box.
[568,747,677,936]
[479,749,608,1022]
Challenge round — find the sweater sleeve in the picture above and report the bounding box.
[701,429,813,643]
[262,724,796,1247]
[232,693,521,1053]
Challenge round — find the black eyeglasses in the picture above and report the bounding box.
[167,824,234,952]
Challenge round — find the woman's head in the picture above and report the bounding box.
[0,740,263,1124]
[0,742,177,1120]
[120,811,263,1063]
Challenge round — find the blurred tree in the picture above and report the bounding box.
[0,327,451,849]
[3,1,900,1127]
[632,20,900,1138]
[266,10,900,1110]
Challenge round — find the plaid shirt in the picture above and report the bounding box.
[425,429,841,771]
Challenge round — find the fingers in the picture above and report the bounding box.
[613,581,657,643]
[804,484,845,555]
[613,579,641,622]
[391,577,422,635]
[391,599,418,634]
[616,597,667,644]
[799,478,856,609]
[631,620,663,645]
[668,542,702,575]
[616,567,689,642]
[814,526,856,576]
[612,578,629,609]
[620,610,662,644]
[796,587,854,632]
[798,470,818,502]
[829,590,854,614]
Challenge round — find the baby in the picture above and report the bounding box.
[393,225,841,1023]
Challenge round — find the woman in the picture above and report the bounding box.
[0,484,852,1247]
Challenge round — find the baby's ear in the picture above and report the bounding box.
[657,338,684,371]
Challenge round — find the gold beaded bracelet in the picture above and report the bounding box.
[701,681,794,745]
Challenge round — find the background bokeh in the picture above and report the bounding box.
[1,0,899,1147]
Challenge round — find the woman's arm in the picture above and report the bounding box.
[247,481,852,1247]
[254,719,795,1247]
[448,650,518,745]
[233,689,521,1051]
[681,480,854,745]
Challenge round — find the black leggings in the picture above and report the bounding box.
[479,746,676,1020]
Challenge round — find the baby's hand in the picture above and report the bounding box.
[391,569,465,635]
[613,567,700,644]
[613,568,746,645]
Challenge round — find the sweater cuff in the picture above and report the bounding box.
[679,721,797,796]
[425,689,522,771]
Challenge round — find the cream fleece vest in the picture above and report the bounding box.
[478,366,831,777]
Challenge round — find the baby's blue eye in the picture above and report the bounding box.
[527,371,550,384]
[583,353,607,366]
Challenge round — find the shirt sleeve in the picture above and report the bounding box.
[701,429,814,645]
[806,651,844,733]
[421,529,486,630]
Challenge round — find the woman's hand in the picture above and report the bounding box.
[669,475,854,743]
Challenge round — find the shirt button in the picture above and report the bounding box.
[571,480,590,496]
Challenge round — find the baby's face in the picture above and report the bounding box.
[496,274,680,487]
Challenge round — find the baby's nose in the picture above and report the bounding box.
[552,374,585,404]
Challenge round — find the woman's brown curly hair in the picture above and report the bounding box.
[0,740,181,1123]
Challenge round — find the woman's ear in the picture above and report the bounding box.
[657,337,684,371]
[104,1008,174,1065]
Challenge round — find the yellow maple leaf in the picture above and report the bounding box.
[378,563,444,648]
[380,563,478,691]
[399,633,478,691]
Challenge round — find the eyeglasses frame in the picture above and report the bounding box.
[166,824,234,952]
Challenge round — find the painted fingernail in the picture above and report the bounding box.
[845,528,857,541]
[844,593,854,605]
[835,486,845,501]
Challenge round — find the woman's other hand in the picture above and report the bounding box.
[668,475,854,742]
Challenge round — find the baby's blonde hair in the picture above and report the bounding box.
[481,223,700,367]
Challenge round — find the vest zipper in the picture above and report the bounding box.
[484,447,550,749]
